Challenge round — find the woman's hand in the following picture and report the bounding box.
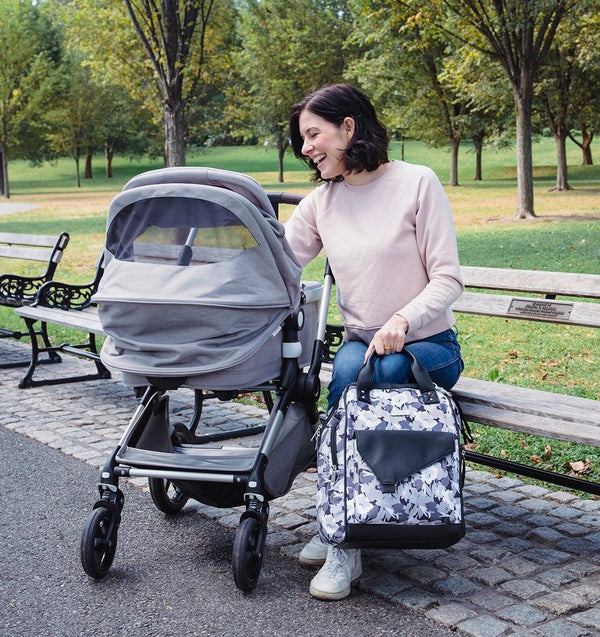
[365,314,409,361]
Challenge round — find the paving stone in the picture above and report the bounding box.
[570,608,600,632]
[522,547,571,565]
[527,527,566,543]
[537,567,580,587]
[557,537,600,555]
[549,505,590,521]
[490,504,530,519]
[467,512,502,527]
[496,603,548,625]
[500,579,549,599]
[533,590,588,615]
[533,618,593,637]
[467,530,502,544]
[359,571,412,597]
[457,614,513,637]
[433,574,481,596]
[468,589,514,612]
[465,497,498,511]
[425,602,478,626]
[392,587,439,611]
[469,565,513,586]
[494,521,531,537]
[469,545,514,565]
[555,521,591,537]
[402,564,448,586]
[515,484,551,498]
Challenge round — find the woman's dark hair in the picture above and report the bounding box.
[289,83,389,182]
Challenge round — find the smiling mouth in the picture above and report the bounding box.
[313,154,326,166]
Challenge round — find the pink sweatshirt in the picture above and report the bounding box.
[284,160,464,344]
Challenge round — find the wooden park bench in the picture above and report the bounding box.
[451,266,600,495]
[0,231,70,368]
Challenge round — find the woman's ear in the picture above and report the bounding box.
[343,117,355,139]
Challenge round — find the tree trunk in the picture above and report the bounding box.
[552,129,571,191]
[74,148,81,188]
[164,99,186,167]
[514,91,536,219]
[277,128,288,183]
[473,136,483,181]
[0,143,9,198]
[105,141,114,178]
[449,136,460,186]
[581,124,593,165]
[85,149,93,179]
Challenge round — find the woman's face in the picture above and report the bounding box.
[298,110,354,180]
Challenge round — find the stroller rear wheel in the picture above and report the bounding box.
[232,515,267,592]
[80,506,119,579]
[149,478,189,514]
[148,422,193,514]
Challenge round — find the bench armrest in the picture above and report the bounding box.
[33,257,104,311]
[0,273,48,306]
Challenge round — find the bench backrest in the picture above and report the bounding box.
[0,232,70,275]
[455,266,600,329]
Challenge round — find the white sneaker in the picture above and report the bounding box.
[298,535,328,566]
[309,546,362,600]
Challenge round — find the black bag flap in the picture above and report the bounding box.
[356,430,455,493]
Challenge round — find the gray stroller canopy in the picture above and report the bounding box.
[94,167,304,383]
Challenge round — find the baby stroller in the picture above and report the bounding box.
[79,167,328,591]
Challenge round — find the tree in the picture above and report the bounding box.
[44,54,108,187]
[235,0,352,182]
[435,0,579,218]
[535,3,600,189]
[348,1,472,186]
[123,0,235,167]
[0,1,61,197]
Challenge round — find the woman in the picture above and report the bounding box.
[284,84,464,600]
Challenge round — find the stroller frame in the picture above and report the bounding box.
[80,172,332,592]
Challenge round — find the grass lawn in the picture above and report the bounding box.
[2,137,599,493]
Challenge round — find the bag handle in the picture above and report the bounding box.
[356,349,440,405]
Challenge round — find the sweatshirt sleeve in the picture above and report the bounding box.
[396,168,464,333]
[283,195,323,267]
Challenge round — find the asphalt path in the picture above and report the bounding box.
[0,425,457,637]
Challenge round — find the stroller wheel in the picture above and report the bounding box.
[232,516,267,592]
[148,478,189,515]
[80,506,118,579]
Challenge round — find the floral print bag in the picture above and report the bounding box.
[316,351,470,549]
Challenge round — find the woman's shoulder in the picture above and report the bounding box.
[390,160,438,180]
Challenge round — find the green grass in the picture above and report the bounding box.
[3,138,600,494]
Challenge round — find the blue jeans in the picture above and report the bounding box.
[327,328,464,411]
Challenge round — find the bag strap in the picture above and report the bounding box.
[356,350,439,405]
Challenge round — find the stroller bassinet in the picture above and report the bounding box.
[80,167,327,592]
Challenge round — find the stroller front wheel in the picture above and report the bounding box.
[148,478,189,515]
[232,515,267,592]
[80,506,119,579]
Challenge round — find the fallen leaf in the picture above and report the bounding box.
[531,455,543,463]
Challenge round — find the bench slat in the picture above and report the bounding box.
[461,266,600,299]
[452,291,600,328]
[0,246,54,262]
[0,233,60,248]
[16,305,105,335]
[453,377,600,447]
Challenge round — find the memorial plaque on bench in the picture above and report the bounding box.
[507,298,573,320]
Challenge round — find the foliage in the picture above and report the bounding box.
[234,0,352,181]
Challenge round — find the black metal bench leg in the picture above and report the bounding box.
[19,318,62,388]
